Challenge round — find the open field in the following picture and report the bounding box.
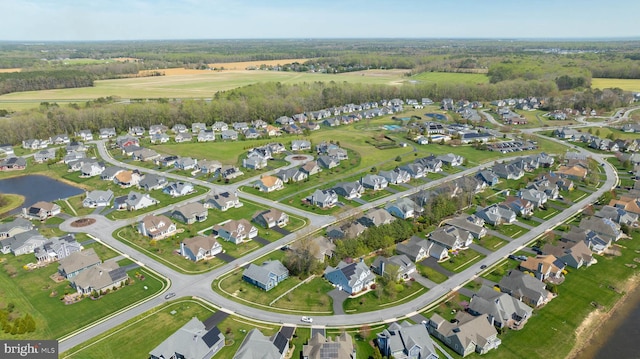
[411,71,490,85]
[0,247,165,340]
[208,58,313,70]
[0,193,24,217]
[0,69,408,111]
[592,78,640,92]
[0,68,21,73]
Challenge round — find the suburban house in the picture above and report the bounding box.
[300,161,322,176]
[276,167,308,183]
[100,166,124,181]
[99,127,116,139]
[138,215,177,240]
[358,208,396,227]
[33,234,82,264]
[138,174,168,191]
[197,130,216,142]
[400,163,426,179]
[233,328,287,359]
[376,321,438,359]
[502,196,535,217]
[0,157,27,171]
[519,255,565,282]
[113,170,143,188]
[306,189,339,208]
[516,189,548,208]
[33,148,56,163]
[291,140,311,151]
[198,159,222,174]
[318,155,339,169]
[526,179,559,200]
[192,122,207,133]
[468,286,533,330]
[158,155,179,168]
[0,218,33,240]
[242,260,290,291]
[82,190,114,208]
[71,261,129,295]
[579,216,622,242]
[396,236,448,262]
[22,201,61,221]
[150,133,170,144]
[204,192,243,211]
[80,161,105,177]
[290,236,335,262]
[371,255,416,280]
[243,155,268,170]
[609,196,640,215]
[475,204,516,226]
[252,208,289,228]
[563,227,612,254]
[213,219,258,244]
[437,153,465,167]
[128,126,145,136]
[174,157,198,171]
[492,162,524,180]
[326,222,367,240]
[131,148,161,162]
[57,248,101,279]
[498,270,553,307]
[163,181,195,197]
[255,175,284,192]
[180,236,222,262]
[76,129,94,141]
[113,191,158,211]
[379,169,411,184]
[303,332,356,359]
[427,312,501,357]
[0,230,47,256]
[360,174,389,191]
[333,181,364,199]
[429,225,473,250]
[171,124,188,133]
[324,260,375,295]
[595,205,639,226]
[211,121,228,131]
[149,317,225,359]
[172,202,208,224]
[221,129,239,141]
[174,132,193,143]
[445,215,487,239]
[385,197,422,219]
[475,170,500,187]
[542,239,595,269]
[116,135,139,149]
[555,165,588,180]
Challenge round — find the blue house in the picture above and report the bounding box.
[475,170,500,187]
[242,260,289,291]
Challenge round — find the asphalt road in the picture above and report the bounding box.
[58,117,623,352]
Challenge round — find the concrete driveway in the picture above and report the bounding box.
[327,288,350,315]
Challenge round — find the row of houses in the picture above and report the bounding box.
[412,122,497,145]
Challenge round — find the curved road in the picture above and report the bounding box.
[59,120,621,352]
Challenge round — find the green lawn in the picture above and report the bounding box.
[0,193,24,216]
[516,216,540,228]
[0,251,165,340]
[476,235,508,251]
[439,248,486,273]
[60,298,281,359]
[290,327,310,359]
[481,259,520,284]
[493,224,526,239]
[416,264,449,284]
[410,72,490,85]
[105,185,209,220]
[561,188,589,203]
[343,280,427,314]
[533,206,561,220]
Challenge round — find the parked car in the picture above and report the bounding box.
[301,316,313,323]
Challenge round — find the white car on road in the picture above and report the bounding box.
[301,316,313,323]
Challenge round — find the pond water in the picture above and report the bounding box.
[0,175,83,212]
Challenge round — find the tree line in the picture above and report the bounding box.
[0,70,94,96]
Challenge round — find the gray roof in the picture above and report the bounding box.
[469,286,533,327]
[498,270,549,304]
[377,321,437,359]
[0,218,32,235]
[242,260,288,287]
[233,328,283,359]
[58,248,101,274]
[150,317,224,359]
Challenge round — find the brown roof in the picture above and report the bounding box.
[115,170,133,183]
[556,165,587,179]
[58,248,101,274]
[31,201,56,211]
[260,175,281,187]
[183,235,218,254]
[520,255,562,274]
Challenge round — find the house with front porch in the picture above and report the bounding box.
[333,181,364,199]
[379,168,411,184]
[306,189,338,208]
[429,225,473,250]
[468,286,533,330]
[204,192,242,211]
[83,190,114,208]
[376,321,438,359]
[138,215,177,240]
[70,261,129,295]
[519,255,565,282]
[252,208,289,228]
[22,201,61,221]
[172,202,208,224]
[360,174,389,191]
[499,270,553,307]
[57,248,101,279]
[163,182,195,197]
[385,197,421,219]
[255,175,284,192]
[427,312,500,357]
[371,255,416,281]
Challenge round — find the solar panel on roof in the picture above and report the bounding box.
[202,326,221,347]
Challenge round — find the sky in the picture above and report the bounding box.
[0,0,638,41]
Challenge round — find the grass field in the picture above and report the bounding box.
[0,193,24,217]
[592,78,640,92]
[0,69,408,110]
[0,248,165,340]
[410,72,490,85]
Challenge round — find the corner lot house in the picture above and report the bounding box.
[138,215,177,240]
[252,208,289,228]
[150,317,225,359]
[303,332,356,359]
[113,191,158,211]
[71,261,129,295]
[180,236,222,262]
[22,201,61,220]
[324,260,375,295]
[242,260,289,291]
[204,192,243,211]
[57,248,101,279]
[255,175,284,192]
[172,202,208,224]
